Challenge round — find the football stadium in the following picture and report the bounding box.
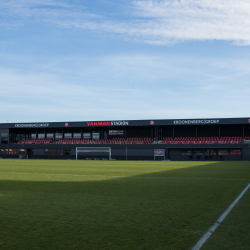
[0,117,250,161]
[1,118,250,249]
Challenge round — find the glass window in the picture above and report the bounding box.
[83,133,91,138]
[181,150,192,156]
[55,133,63,139]
[205,149,216,156]
[1,133,8,144]
[63,149,71,155]
[38,134,45,139]
[1,133,8,138]
[92,133,100,139]
[46,133,54,139]
[20,134,26,140]
[44,149,52,155]
[15,134,21,141]
[73,133,81,138]
[230,149,241,156]
[9,149,17,154]
[64,133,72,139]
[18,149,25,155]
[109,130,124,135]
[193,150,203,155]
[1,149,9,154]
[31,134,37,139]
[218,149,228,156]
[54,149,63,155]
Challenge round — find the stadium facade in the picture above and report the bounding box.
[0,117,250,161]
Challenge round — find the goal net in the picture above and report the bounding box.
[76,147,111,160]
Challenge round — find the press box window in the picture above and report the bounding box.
[64,133,72,139]
[83,133,91,138]
[55,133,63,139]
[38,134,45,139]
[31,134,37,139]
[92,133,100,139]
[73,133,81,138]
[46,133,54,139]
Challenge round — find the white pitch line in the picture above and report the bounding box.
[192,183,250,250]
[1,172,250,181]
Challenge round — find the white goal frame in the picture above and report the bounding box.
[76,147,111,160]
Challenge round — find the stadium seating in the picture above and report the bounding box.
[16,138,53,144]
[161,136,245,144]
[54,137,154,144]
[15,136,247,145]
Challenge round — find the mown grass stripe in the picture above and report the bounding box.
[2,171,250,181]
[192,183,250,250]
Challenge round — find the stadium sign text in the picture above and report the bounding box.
[111,121,129,126]
[173,119,219,125]
[87,122,110,126]
[15,123,49,128]
[87,121,129,126]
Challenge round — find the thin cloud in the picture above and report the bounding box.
[130,0,250,44]
[1,0,250,45]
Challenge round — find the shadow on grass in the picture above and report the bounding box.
[0,161,250,250]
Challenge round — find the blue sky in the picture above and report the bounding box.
[0,0,250,123]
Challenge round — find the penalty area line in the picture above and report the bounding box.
[192,182,250,250]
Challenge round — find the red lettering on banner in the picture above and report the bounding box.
[87,121,111,126]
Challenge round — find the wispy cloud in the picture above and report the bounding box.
[131,0,250,45]
[1,0,250,45]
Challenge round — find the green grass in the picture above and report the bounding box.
[0,160,250,250]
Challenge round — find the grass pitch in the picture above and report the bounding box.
[0,160,250,250]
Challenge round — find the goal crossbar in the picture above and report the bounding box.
[76,147,111,160]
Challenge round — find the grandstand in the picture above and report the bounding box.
[0,117,250,160]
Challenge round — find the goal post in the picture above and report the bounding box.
[76,147,111,160]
